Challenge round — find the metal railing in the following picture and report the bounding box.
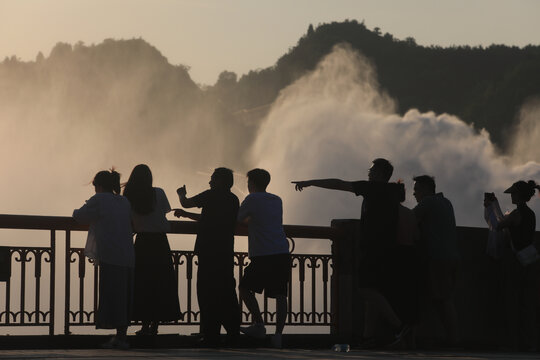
[0,214,337,335]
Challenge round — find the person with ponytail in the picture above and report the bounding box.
[494,180,540,351]
[73,169,134,350]
[123,164,181,336]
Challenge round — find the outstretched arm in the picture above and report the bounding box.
[292,179,355,193]
[73,196,99,224]
[173,208,201,221]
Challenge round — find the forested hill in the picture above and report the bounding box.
[0,38,202,122]
[211,20,540,149]
[2,22,540,150]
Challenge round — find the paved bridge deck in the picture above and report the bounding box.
[0,348,538,360]
[0,335,538,360]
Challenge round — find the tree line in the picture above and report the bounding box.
[210,20,540,149]
[3,21,540,151]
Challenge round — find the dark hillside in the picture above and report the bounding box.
[213,20,540,148]
[3,24,540,151]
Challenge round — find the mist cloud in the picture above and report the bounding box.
[0,41,251,219]
[1,42,539,231]
[510,97,540,164]
[251,44,540,227]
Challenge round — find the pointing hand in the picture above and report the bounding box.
[292,181,309,192]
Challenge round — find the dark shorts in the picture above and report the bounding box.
[240,253,291,298]
[428,259,458,300]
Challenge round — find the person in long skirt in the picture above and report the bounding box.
[124,164,181,335]
[73,169,135,350]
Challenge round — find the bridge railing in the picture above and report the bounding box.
[3,214,529,347]
[0,214,339,336]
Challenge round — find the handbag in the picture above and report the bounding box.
[516,243,540,266]
[84,227,98,261]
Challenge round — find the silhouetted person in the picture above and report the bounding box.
[174,168,240,347]
[495,180,540,351]
[237,169,291,349]
[482,191,506,345]
[123,164,181,336]
[388,185,420,349]
[412,175,459,346]
[293,158,409,347]
[73,169,134,350]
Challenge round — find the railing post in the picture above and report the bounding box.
[49,230,56,336]
[64,230,71,335]
[330,219,361,341]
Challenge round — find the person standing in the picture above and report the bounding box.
[412,175,459,346]
[237,169,291,349]
[386,185,420,348]
[123,164,181,336]
[496,180,540,351]
[293,158,409,347]
[73,169,134,350]
[174,168,241,347]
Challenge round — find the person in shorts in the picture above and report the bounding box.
[237,168,291,348]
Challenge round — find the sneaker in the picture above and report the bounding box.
[100,336,130,350]
[389,323,411,347]
[271,334,282,349]
[115,339,130,350]
[240,323,266,339]
[100,337,117,349]
[135,327,158,336]
[196,336,221,348]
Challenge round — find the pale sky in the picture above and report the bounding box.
[1,0,539,85]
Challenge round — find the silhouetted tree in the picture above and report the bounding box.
[35,52,45,63]
[215,71,238,89]
[2,25,540,152]
[307,24,314,36]
[220,20,540,149]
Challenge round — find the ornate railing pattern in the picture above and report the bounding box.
[0,243,55,334]
[64,249,332,331]
[0,214,336,335]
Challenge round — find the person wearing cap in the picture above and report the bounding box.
[412,175,459,347]
[494,180,540,351]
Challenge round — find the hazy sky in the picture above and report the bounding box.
[1,0,539,85]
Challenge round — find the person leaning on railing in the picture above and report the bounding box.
[174,168,241,347]
[123,164,181,336]
[237,168,291,349]
[72,169,135,350]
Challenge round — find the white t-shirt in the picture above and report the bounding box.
[130,187,171,233]
[73,192,134,268]
[238,192,289,258]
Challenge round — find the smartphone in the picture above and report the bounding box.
[484,192,496,202]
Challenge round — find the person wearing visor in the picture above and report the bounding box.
[494,180,540,351]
